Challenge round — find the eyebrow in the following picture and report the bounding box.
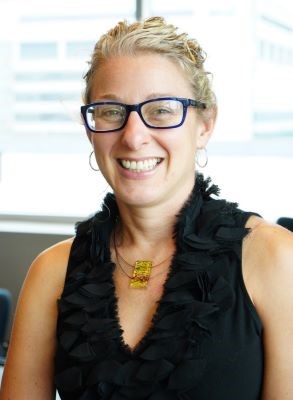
[92,93,177,103]
[93,94,121,101]
[145,93,175,100]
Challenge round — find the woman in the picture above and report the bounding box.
[1,16,293,400]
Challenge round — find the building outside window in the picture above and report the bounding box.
[0,0,292,226]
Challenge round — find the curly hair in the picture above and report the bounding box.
[83,17,216,118]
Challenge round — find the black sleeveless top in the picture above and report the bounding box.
[54,175,263,399]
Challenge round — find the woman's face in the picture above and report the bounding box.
[87,53,214,209]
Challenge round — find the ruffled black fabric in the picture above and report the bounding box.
[54,174,254,399]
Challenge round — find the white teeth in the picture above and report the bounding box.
[136,161,143,170]
[130,161,136,170]
[120,158,161,172]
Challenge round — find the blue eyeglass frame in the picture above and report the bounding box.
[80,96,206,133]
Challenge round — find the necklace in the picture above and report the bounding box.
[116,247,173,270]
[115,248,172,289]
[113,229,173,289]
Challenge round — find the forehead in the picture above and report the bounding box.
[90,54,193,102]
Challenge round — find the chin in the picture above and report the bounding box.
[115,187,163,208]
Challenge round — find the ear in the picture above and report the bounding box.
[197,110,216,149]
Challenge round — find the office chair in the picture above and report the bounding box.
[0,288,12,363]
[276,217,293,232]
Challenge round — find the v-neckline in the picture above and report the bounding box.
[109,250,178,356]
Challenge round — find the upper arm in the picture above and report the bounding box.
[243,220,293,399]
[0,238,73,400]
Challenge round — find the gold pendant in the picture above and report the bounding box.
[130,260,152,289]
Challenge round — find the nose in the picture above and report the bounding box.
[120,111,151,150]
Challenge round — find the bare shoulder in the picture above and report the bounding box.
[243,219,293,398]
[0,237,75,399]
[36,236,74,264]
[243,214,293,315]
[243,215,293,271]
[27,237,74,298]
[243,216,293,397]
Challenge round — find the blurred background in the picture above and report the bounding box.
[0,0,292,342]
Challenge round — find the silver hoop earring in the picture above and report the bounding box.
[89,151,100,171]
[196,147,208,168]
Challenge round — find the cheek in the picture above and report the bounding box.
[156,133,197,163]
[180,125,199,151]
[91,135,114,156]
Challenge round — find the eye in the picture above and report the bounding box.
[144,101,180,122]
[152,107,173,115]
[103,109,122,118]
[94,105,125,121]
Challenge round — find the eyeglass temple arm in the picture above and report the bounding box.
[189,99,206,109]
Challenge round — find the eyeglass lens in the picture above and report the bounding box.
[86,99,184,132]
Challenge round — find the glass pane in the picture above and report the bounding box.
[0,0,136,216]
[20,42,57,59]
[145,0,293,142]
[66,41,95,58]
[141,0,293,221]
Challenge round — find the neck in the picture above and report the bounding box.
[113,179,194,254]
[116,208,174,250]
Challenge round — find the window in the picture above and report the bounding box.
[0,0,292,222]
[14,92,80,101]
[66,41,95,58]
[20,42,57,59]
[0,0,136,218]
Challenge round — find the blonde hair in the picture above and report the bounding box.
[83,17,216,117]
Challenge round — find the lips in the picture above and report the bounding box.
[119,158,162,172]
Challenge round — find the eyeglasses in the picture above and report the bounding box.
[80,97,206,133]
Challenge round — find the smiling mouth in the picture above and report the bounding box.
[118,158,162,172]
